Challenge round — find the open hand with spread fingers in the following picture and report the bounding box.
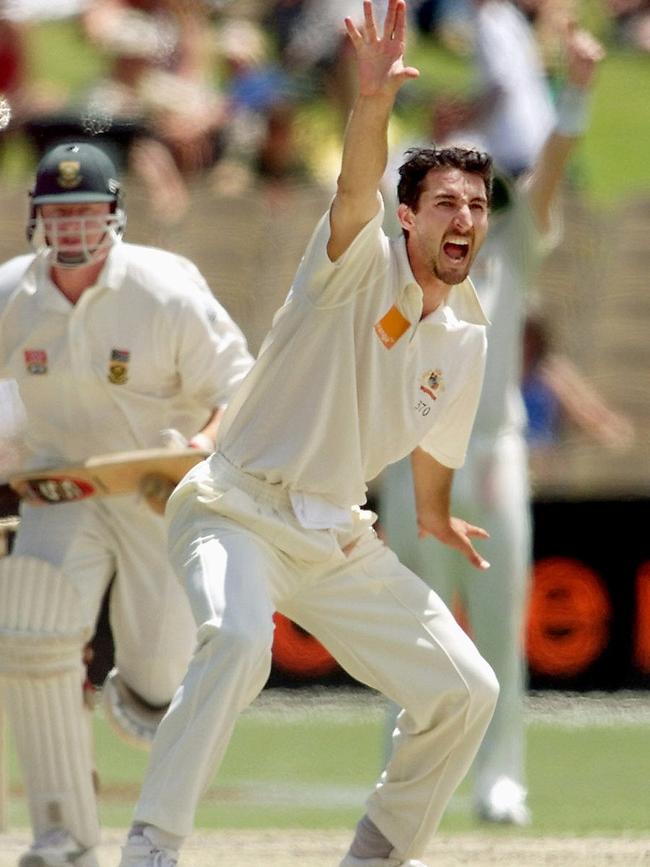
[344,0,419,99]
[565,25,606,89]
[418,513,491,571]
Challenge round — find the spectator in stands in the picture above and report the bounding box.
[267,0,390,128]
[605,0,650,51]
[522,311,635,454]
[0,6,66,159]
[80,0,225,221]
[0,14,27,132]
[82,0,214,81]
[210,18,308,198]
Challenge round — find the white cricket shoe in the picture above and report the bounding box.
[18,829,99,867]
[119,829,179,867]
[339,856,428,867]
[476,776,532,826]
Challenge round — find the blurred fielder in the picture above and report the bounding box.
[0,140,253,867]
[378,20,605,825]
[118,3,499,866]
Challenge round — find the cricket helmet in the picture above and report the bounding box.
[27,141,126,265]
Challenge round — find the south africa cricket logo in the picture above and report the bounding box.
[57,160,83,190]
[419,368,445,400]
[108,348,130,384]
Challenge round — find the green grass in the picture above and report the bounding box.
[5,699,650,835]
[525,724,650,834]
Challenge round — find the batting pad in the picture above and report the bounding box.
[0,557,100,848]
[102,667,168,750]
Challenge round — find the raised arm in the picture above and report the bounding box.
[527,26,605,233]
[328,0,419,261]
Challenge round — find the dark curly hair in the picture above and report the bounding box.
[397,146,493,210]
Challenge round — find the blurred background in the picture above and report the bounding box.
[0,0,649,846]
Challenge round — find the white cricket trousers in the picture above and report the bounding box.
[134,454,499,861]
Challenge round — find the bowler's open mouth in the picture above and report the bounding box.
[443,237,469,262]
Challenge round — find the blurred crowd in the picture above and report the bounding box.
[0,0,648,217]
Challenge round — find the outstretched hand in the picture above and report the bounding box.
[565,26,606,89]
[344,0,419,99]
[418,513,491,571]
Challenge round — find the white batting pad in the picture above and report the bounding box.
[102,667,167,750]
[0,557,99,847]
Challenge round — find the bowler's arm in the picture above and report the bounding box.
[411,447,490,571]
[328,0,419,261]
[527,27,605,234]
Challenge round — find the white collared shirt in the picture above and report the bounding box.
[206,198,488,510]
[0,242,253,469]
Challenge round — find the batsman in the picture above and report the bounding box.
[0,141,253,867]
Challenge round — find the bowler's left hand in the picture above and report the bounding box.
[418,513,490,571]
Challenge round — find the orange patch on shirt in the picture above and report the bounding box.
[374,304,411,349]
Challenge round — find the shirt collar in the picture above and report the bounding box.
[446,277,490,326]
[20,256,70,312]
[392,234,490,327]
[94,240,127,290]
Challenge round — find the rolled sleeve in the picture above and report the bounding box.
[294,196,387,308]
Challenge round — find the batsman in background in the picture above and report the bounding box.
[119,3,499,866]
[378,20,606,825]
[0,141,253,867]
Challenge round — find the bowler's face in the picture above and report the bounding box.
[399,167,489,285]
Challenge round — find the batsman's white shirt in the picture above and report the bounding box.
[178,199,488,519]
[0,242,252,470]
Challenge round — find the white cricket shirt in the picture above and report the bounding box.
[198,199,488,511]
[0,242,252,469]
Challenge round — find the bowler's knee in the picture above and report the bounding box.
[403,651,498,736]
[197,619,273,683]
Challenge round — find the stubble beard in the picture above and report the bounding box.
[429,235,475,285]
[432,258,471,286]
